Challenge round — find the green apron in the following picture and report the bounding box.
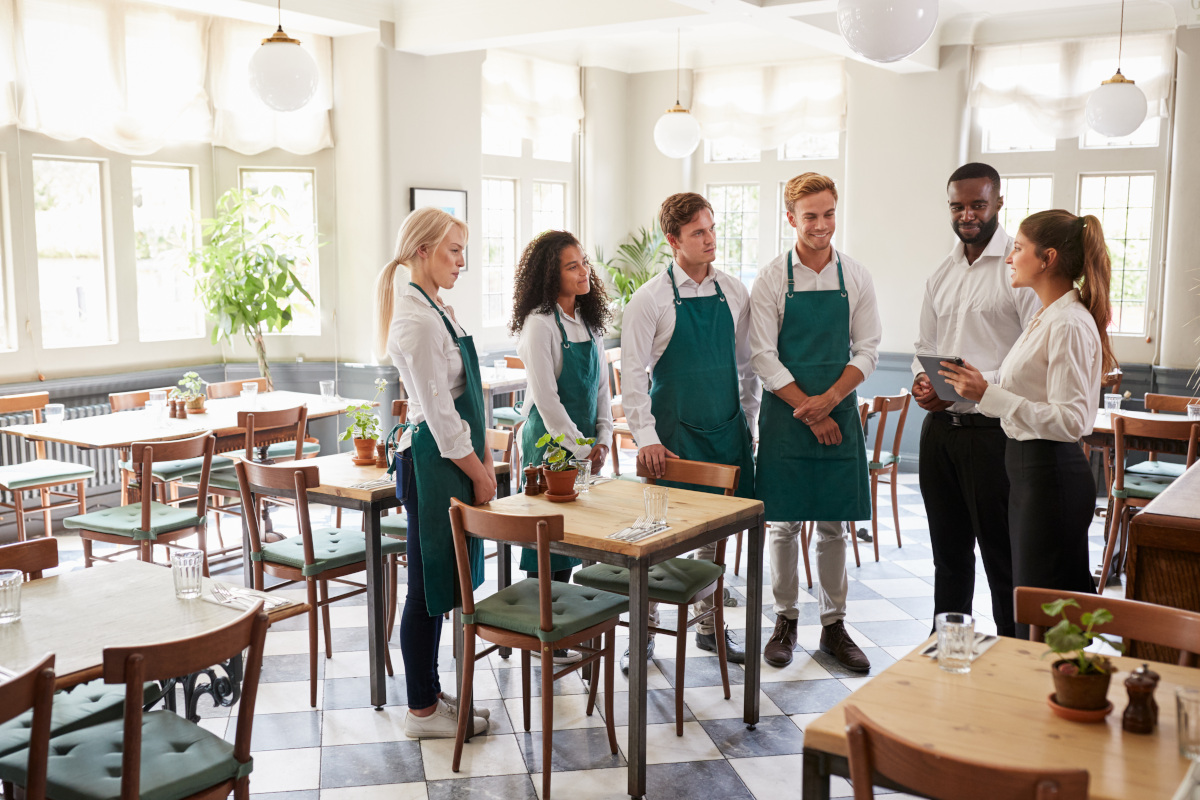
[647,265,755,499]
[518,306,599,573]
[756,250,870,522]
[408,282,486,616]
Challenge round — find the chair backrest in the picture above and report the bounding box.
[128,433,215,529]
[635,458,740,496]
[206,377,268,400]
[512,419,526,474]
[1112,416,1200,494]
[1144,393,1199,414]
[0,653,55,800]
[108,387,173,413]
[233,459,323,566]
[0,537,58,580]
[449,498,563,627]
[0,391,49,419]
[392,399,408,423]
[858,400,869,431]
[605,347,622,397]
[1015,586,1200,667]
[870,391,911,465]
[487,427,513,464]
[1101,368,1123,396]
[844,704,1088,800]
[101,604,269,800]
[505,355,524,369]
[235,406,308,462]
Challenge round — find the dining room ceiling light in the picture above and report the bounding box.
[1085,0,1148,138]
[836,0,938,64]
[248,0,318,112]
[653,29,701,159]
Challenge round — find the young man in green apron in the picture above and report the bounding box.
[620,192,760,674]
[750,173,881,672]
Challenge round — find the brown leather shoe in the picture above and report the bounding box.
[820,619,870,672]
[764,615,798,668]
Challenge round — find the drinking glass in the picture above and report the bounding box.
[1103,393,1122,412]
[1188,403,1200,421]
[643,486,669,526]
[935,612,974,674]
[493,359,507,372]
[572,458,592,494]
[319,379,336,399]
[241,382,259,409]
[1179,687,1200,760]
[0,569,21,624]
[172,550,203,599]
[147,389,168,422]
[43,403,65,425]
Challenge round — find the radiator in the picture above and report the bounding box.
[0,403,123,501]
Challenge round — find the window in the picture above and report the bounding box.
[481,178,517,326]
[132,164,203,342]
[482,125,521,158]
[980,108,1057,153]
[33,157,113,348]
[531,181,565,235]
[705,138,761,164]
[779,131,839,161]
[998,176,1053,236]
[1079,174,1154,335]
[708,183,759,284]
[239,169,320,335]
[1081,117,1160,150]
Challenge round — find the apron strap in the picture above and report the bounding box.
[786,250,796,298]
[409,282,461,342]
[666,264,684,306]
[552,305,573,350]
[786,250,847,298]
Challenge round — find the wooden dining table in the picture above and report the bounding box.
[801,635,1200,800]
[1084,408,1194,456]
[478,365,527,427]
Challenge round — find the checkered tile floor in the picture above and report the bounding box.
[35,455,1119,800]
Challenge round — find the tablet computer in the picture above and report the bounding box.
[916,354,975,404]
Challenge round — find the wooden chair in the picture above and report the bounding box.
[109,388,203,507]
[0,604,269,800]
[1127,392,1200,481]
[1082,367,1124,491]
[0,654,55,800]
[234,459,404,706]
[382,398,410,642]
[1015,586,1200,667]
[448,498,624,800]
[0,393,95,542]
[844,703,1088,800]
[575,459,738,735]
[867,391,911,561]
[205,377,268,400]
[65,432,215,573]
[0,537,57,580]
[1099,415,1200,589]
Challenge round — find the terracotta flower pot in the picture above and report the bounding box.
[1051,660,1113,711]
[185,396,206,414]
[353,438,378,462]
[543,467,578,497]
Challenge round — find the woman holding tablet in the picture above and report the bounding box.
[376,207,493,738]
[941,210,1113,608]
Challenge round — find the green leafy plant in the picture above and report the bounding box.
[535,433,595,471]
[594,221,671,334]
[1040,598,1124,675]
[177,371,205,400]
[340,379,388,442]
[190,187,315,392]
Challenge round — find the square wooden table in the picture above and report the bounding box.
[478,366,527,427]
[801,635,1200,800]
[480,479,766,799]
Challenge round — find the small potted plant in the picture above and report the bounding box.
[1041,598,1125,716]
[340,378,388,465]
[536,433,594,498]
[177,371,207,414]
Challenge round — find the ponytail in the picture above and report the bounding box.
[374,258,403,358]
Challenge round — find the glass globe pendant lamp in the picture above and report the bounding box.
[248,0,318,112]
[1085,0,1147,138]
[836,0,938,64]
[654,30,701,159]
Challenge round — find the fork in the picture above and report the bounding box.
[608,515,648,540]
[211,583,254,608]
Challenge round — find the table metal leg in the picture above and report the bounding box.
[498,543,513,659]
[626,560,650,799]
[802,748,832,800]
[239,508,254,587]
[363,499,388,708]
[744,516,764,727]
[484,392,495,429]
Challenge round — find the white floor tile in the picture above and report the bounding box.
[839,676,873,691]
[255,680,321,713]
[858,578,934,598]
[262,629,313,657]
[502,692,608,732]
[322,706,409,746]
[321,783,428,800]
[788,712,825,732]
[683,683,783,720]
[891,559,936,578]
[531,768,628,800]
[324,648,404,679]
[759,651,836,683]
[845,598,915,622]
[730,753,806,800]
[616,721,722,765]
[249,747,322,793]
[420,732,527,781]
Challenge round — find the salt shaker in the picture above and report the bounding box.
[523,465,540,496]
[1122,664,1158,734]
[536,465,548,494]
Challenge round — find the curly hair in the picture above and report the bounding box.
[509,230,611,337]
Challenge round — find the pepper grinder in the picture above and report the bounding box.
[1122,663,1159,734]
[536,465,548,494]
[523,465,541,496]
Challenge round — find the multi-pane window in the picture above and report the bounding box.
[33,158,112,348]
[1081,117,1160,149]
[708,183,760,284]
[240,169,320,335]
[705,138,761,164]
[779,131,839,161]
[481,178,517,326]
[998,176,1053,236]
[531,181,565,236]
[132,164,203,342]
[1079,174,1155,335]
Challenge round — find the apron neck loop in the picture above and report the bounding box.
[785,250,796,298]
[666,264,684,306]
[552,304,573,349]
[834,252,847,298]
[409,282,460,342]
[786,250,847,298]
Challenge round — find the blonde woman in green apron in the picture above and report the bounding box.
[749,173,881,673]
[376,207,493,739]
[509,230,613,664]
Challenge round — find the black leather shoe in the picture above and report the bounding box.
[820,619,871,672]
[620,638,655,675]
[695,627,745,664]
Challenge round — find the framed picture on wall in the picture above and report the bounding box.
[410,187,468,271]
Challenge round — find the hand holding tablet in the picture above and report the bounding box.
[916,355,973,404]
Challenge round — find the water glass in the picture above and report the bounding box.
[493,359,507,372]
[43,403,65,425]
[1188,403,1200,421]
[1180,687,1200,760]
[0,569,22,624]
[1104,393,1122,412]
[572,458,592,494]
[643,486,669,526]
[319,379,336,399]
[172,550,203,600]
[935,612,974,674]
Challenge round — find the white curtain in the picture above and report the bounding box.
[691,59,846,150]
[0,0,17,126]
[482,50,583,153]
[969,32,1175,140]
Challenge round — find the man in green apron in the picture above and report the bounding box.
[620,192,760,674]
[750,173,881,672]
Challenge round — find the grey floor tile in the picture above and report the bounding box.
[603,688,695,727]
[320,741,426,788]
[761,679,851,715]
[260,653,324,684]
[847,560,927,580]
[645,760,754,800]
[886,596,935,620]
[427,773,538,800]
[250,792,320,800]
[841,581,884,601]
[495,665,588,698]
[700,714,806,758]
[515,726,626,773]
[810,646,896,678]
[851,620,934,648]
[656,656,746,689]
[323,675,408,709]
[226,710,320,751]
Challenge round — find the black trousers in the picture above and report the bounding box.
[920,414,1016,637]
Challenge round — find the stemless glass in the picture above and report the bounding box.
[1179,687,1200,761]
[572,458,592,494]
[643,486,669,526]
[172,550,203,599]
[935,612,974,674]
[0,569,23,623]
[319,379,336,399]
[1188,403,1200,421]
[1103,393,1122,412]
[43,403,65,425]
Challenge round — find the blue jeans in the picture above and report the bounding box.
[397,449,443,710]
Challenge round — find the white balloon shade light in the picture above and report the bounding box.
[836,0,938,64]
[1085,1,1147,138]
[248,2,318,112]
[654,30,701,159]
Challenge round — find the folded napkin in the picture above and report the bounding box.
[919,633,1000,661]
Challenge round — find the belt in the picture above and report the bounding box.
[931,411,1002,429]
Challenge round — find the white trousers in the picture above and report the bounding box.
[769,520,848,627]
[647,540,719,637]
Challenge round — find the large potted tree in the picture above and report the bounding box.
[189,187,314,391]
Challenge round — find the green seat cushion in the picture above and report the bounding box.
[381,515,407,549]
[63,502,204,540]
[464,578,627,643]
[492,405,528,425]
[0,459,94,491]
[1126,460,1186,480]
[574,558,724,606]
[0,680,157,758]
[266,441,321,459]
[118,456,232,483]
[0,710,251,800]
[1112,474,1175,500]
[868,450,899,470]
[252,527,406,577]
[206,467,240,491]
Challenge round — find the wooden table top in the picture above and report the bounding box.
[803,636,1200,800]
[303,453,397,504]
[479,366,527,393]
[485,478,762,558]
[0,560,307,687]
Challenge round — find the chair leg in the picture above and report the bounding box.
[586,638,600,716]
[82,535,93,568]
[1098,498,1126,591]
[198,527,210,578]
[542,643,555,800]
[890,466,901,548]
[452,625,477,771]
[610,433,620,476]
[733,531,743,577]
[233,777,249,800]
[307,580,319,708]
[319,580,333,658]
[40,487,52,537]
[674,604,687,737]
[848,520,861,569]
[13,491,25,542]
[522,649,532,731]
[603,629,617,754]
[799,522,813,589]
[714,581,730,701]
[385,554,398,642]
[870,471,880,562]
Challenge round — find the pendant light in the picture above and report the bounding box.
[1085,0,1148,138]
[248,0,319,112]
[836,0,938,64]
[653,30,701,159]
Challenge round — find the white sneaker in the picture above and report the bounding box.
[404,699,488,739]
[440,691,490,719]
[531,648,583,665]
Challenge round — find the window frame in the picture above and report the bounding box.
[706,181,761,284]
[480,175,519,328]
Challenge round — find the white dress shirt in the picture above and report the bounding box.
[977,289,1102,442]
[620,264,760,448]
[911,226,1041,414]
[750,246,881,391]
[516,305,614,460]
[387,280,474,459]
